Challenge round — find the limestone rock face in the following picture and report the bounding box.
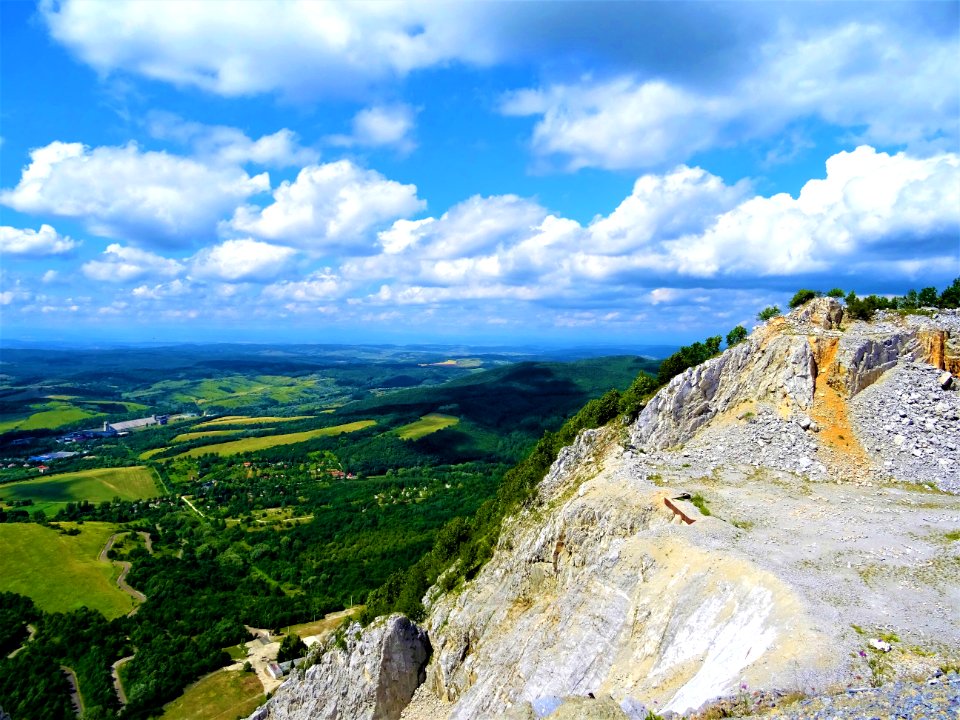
[418,431,829,719]
[249,614,430,720]
[793,296,844,329]
[633,300,960,450]
[400,302,960,719]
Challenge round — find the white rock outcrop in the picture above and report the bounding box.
[249,614,430,720]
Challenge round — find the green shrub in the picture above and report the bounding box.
[789,289,819,308]
[756,305,781,322]
[725,325,748,348]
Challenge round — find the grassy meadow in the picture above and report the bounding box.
[0,466,162,516]
[171,429,260,443]
[194,415,313,427]
[172,421,375,459]
[396,413,460,440]
[160,669,265,720]
[0,401,102,433]
[0,522,135,619]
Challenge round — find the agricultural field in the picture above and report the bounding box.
[0,522,135,619]
[396,413,460,440]
[126,374,331,409]
[160,669,265,720]
[0,466,162,516]
[0,400,103,433]
[171,429,257,443]
[195,415,313,427]
[172,421,376,459]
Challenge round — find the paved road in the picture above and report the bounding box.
[98,533,147,613]
[111,654,135,705]
[61,665,83,718]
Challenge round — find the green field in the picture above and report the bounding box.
[127,374,323,408]
[0,466,162,515]
[139,446,171,460]
[160,669,265,720]
[0,401,103,433]
[396,413,460,440]
[171,429,259,443]
[0,522,135,619]
[195,415,312,428]
[173,421,376,458]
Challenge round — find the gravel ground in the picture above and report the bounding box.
[850,362,960,494]
[757,674,960,719]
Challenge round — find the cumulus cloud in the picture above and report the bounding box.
[502,23,958,169]
[82,244,184,283]
[147,112,318,167]
[329,104,417,152]
[345,147,959,307]
[191,238,297,282]
[666,147,960,278]
[0,224,78,256]
[1,141,269,247]
[262,270,345,304]
[229,160,424,252]
[41,0,499,98]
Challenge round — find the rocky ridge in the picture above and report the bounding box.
[251,300,960,719]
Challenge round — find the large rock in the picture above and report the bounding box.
[249,614,431,720]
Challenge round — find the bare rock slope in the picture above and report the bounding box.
[253,300,960,719]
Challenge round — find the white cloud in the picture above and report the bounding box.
[667,147,960,277]
[262,270,344,303]
[147,112,318,167]
[502,23,958,170]
[191,238,297,282]
[229,160,424,252]
[82,243,184,283]
[0,224,78,256]
[1,141,269,247]
[346,147,959,307]
[588,166,748,254]
[41,0,498,98]
[330,104,417,152]
[131,279,191,300]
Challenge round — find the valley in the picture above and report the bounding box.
[0,343,657,719]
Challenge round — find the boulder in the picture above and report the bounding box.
[939,371,954,390]
[249,614,431,720]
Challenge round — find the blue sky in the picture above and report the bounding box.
[1,1,958,346]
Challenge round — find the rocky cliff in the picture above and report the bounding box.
[249,615,430,720]
[252,300,960,719]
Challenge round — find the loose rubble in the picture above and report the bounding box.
[643,406,827,479]
[851,362,960,493]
